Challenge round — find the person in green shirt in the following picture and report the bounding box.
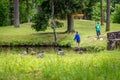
[95,22,101,39]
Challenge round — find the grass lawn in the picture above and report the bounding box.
[0,20,119,48]
[0,20,120,80]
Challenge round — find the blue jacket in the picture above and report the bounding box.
[74,34,80,42]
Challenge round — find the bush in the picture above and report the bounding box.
[112,4,120,23]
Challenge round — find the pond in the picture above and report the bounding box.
[0,47,76,55]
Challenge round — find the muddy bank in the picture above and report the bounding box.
[0,44,106,53]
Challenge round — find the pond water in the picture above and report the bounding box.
[0,47,75,55]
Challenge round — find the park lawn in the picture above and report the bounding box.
[0,20,120,80]
[0,20,119,48]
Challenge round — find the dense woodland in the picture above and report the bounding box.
[0,0,120,31]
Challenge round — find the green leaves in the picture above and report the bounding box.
[112,4,120,23]
[0,0,9,26]
[32,11,50,31]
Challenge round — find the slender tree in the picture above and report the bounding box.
[51,0,57,44]
[106,0,111,31]
[14,0,19,27]
[26,0,30,22]
[8,0,14,25]
[100,0,104,25]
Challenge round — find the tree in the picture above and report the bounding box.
[0,0,9,26]
[100,0,104,25]
[112,4,120,23]
[67,14,74,32]
[51,0,57,44]
[92,2,101,21]
[8,0,14,25]
[26,0,29,22]
[64,0,99,32]
[14,0,19,27]
[31,0,50,31]
[106,0,111,31]
[32,0,100,33]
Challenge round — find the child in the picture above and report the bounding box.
[95,22,101,39]
[74,31,81,47]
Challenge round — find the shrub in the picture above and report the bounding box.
[112,4,120,23]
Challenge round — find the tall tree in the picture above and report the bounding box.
[106,0,111,31]
[65,0,75,32]
[26,0,29,22]
[14,0,19,27]
[67,14,74,32]
[100,0,104,25]
[8,0,14,25]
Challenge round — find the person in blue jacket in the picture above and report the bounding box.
[74,31,81,47]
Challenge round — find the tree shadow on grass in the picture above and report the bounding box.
[31,32,67,35]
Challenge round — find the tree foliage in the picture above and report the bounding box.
[92,1,106,21]
[32,11,50,31]
[32,0,87,31]
[112,4,120,23]
[0,0,9,26]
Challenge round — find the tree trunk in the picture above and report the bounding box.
[107,31,120,50]
[14,0,19,27]
[8,0,14,25]
[66,14,75,33]
[51,0,57,45]
[106,0,111,31]
[26,0,30,22]
[100,0,104,25]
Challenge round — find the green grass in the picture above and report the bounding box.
[0,20,120,80]
[0,20,119,48]
[0,50,120,80]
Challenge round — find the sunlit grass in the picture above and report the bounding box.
[0,20,120,80]
[0,50,120,80]
[0,20,119,47]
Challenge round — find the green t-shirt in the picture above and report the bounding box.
[95,24,100,31]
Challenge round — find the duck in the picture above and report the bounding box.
[29,48,37,55]
[20,47,28,54]
[21,51,28,54]
[36,50,45,58]
[58,48,65,55]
